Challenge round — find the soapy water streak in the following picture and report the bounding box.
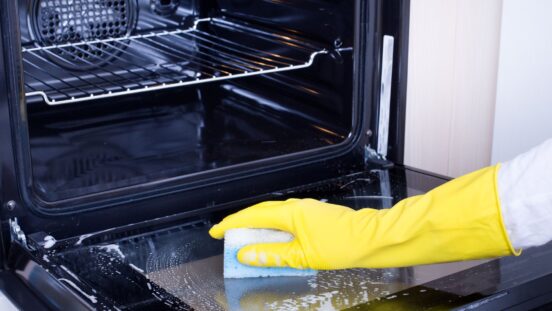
[52,229,418,310]
[136,226,410,310]
[63,245,188,310]
[146,241,227,311]
[145,246,407,311]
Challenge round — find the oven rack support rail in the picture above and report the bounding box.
[22,18,350,106]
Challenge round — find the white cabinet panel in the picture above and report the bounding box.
[405,0,503,177]
[492,0,552,164]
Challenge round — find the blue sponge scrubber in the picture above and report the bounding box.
[223,228,317,278]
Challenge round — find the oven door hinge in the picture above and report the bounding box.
[364,145,394,169]
[9,218,31,251]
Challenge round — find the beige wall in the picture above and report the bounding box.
[404,0,503,177]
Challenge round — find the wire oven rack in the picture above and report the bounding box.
[22,18,343,106]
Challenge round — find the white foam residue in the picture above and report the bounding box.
[152,292,163,301]
[43,236,56,249]
[99,244,125,258]
[317,299,338,311]
[59,278,97,303]
[75,233,94,245]
[42,255,50,263]
[129,263,144,273]
[362,291,369,302]
[268,291,341,311]
[60,265,80,281]
[307,277,318,289]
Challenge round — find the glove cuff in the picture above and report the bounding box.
[493,164,522,256]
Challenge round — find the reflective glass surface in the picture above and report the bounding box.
[31,168,552,310]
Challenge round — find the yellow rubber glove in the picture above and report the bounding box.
[209,165,520,270]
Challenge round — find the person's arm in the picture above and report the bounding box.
[209,139,552,270]
[499,139,552,249]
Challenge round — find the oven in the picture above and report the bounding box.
[1,0,552,310]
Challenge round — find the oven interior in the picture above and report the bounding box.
[19,0,357,203]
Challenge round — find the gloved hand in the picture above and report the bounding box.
[209,165,520,270]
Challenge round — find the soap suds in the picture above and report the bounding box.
[59,278,97,303]
[43,236,56,249]
[268,291,341,311]
[75,234,94,246]
[60,265,80,281]
[129,263,144,273]
[99,244,125,258]
[152,292,163,301]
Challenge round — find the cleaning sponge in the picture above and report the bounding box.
[223,228,317,278]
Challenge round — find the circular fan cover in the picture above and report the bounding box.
[31,0,137,70]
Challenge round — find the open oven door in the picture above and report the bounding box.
[6,166,552,310]
[0,166,485,310]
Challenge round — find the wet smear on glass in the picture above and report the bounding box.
[147,242,227,311]
[50,241,190,310]
[147,250,411,311]
[43,220,488,310]
[138,224,412,310]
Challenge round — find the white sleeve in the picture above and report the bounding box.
[498,138,552,250]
